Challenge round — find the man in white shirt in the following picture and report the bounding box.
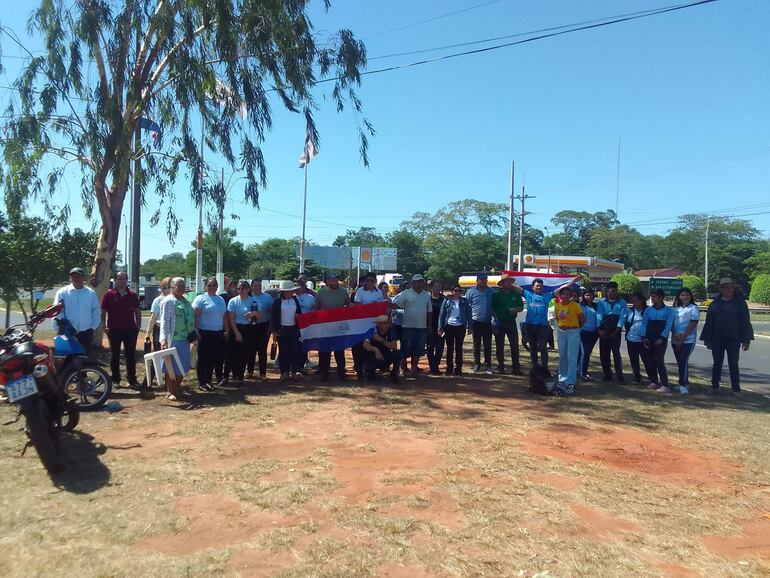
[53,267,101,354]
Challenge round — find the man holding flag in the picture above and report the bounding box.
[313,273,350,381]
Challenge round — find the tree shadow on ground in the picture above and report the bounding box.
[52,431,110,494]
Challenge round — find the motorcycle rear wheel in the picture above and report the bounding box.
[24,398,63,474]
[61,398,80,431]
[62,365,112,410]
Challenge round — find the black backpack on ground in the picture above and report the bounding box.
[529,366,553,395]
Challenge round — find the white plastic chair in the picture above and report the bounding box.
[144,347,182,382]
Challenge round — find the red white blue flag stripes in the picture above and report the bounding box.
[296,301,388,352]
[500,271,578,292]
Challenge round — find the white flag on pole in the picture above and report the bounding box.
[298,127,318,168]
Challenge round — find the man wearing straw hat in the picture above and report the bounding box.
[492,274,524,375]
[700,277,754,394]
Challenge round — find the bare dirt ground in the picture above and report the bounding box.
[0,349,768,578]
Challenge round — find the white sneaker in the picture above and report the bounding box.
[677,386,689,395]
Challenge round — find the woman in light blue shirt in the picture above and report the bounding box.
[577,288,599,380]
[670,288,700,394]
[624,292,653,385]
[192,278,228,391]
[226,281,260,386]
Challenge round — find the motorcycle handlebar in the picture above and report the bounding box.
[28,303,64,327]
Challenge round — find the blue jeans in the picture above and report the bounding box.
[557,328,581,386]
[401,327,427,359]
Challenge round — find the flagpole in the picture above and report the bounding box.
[299,162,308,274]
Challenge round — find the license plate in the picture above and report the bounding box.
[6,375,39,403]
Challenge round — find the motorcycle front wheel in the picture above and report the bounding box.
[23,397,64,474]
[62,365,112,410]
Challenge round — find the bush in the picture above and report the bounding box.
[678,274,706,300]
[610,273,641,299]
[749,274,770,305]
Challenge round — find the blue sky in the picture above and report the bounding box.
[2,0,769,261]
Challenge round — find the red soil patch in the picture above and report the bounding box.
[701,515,770,559]
[568,503,643,540]
[227,548,297,577]
[134,494,289,555]
[649,560,700,578]
[377,563,447,577]
[100,422,201,461]
[522,424,738,489]
[527,473,581,491]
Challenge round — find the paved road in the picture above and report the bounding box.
[2,309,151,333]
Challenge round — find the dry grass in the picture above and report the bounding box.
[0,347,768,578]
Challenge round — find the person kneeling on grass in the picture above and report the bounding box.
[362,315,402,384]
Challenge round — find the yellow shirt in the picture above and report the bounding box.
[554,301,582,329]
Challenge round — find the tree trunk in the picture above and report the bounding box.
[91,177,125,350]
[4,298,10,329]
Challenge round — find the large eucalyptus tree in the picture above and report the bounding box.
[1,0,372,295]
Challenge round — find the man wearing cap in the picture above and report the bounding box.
[464,273,495,374]
[492,274,524,375]
[397,274,432,377]
[362,315,401,384]
[701,277,754,394]
[101,271,142,388]
[53,267,101,354]
[352,271,390,380]
[313,272,351,381]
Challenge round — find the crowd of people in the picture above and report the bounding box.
[51,266,755,401]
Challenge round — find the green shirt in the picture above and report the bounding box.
[172,297,195,342]
[315,287,350,310]
[492,290,523,322]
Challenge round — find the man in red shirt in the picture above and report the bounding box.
[101,271,142,388]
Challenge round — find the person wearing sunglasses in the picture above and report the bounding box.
[226,280,261,387]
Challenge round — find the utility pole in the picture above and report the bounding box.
[515,185,535,272]
[216,167,225,290]
[505,160,515,270]
[615,137,621,217]
[704,216,710,292]
[299,159,308,274]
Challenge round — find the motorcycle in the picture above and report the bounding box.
[0,304,81,473]
[53,317,112,411]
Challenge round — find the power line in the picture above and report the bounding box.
[363,0,505,40]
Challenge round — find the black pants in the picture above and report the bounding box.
[627,340,652,382]
[278,325,301,375]
[352,342,365,377]
[527,324,550,370]
[426,330,445,372]
[77,329,95,356]
[247,322,270,376]
[471,320,492,367]
[647,338,669,386]
[364,349,402,377]
[493,320,520,371]
[672,342,695,386]
[599,331,624,380]
[579,330,599,376]
[197,329,225,385]
[710,338,741,391]
[319,350,346,377]
[152,324,161,351]
[443,325,466,373]
[230,323,254,381]
[107,329,138,384]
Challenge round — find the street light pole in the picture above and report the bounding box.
[195,116,205,293]
[704,216,710,293]
[216,167,225,290]
[515,185,535,272]
[506,160,515,270]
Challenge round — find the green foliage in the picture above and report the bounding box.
[333,227,386,248]
[183,227,250,280]
[386,230,428,278]
[2,0,373,292]
[749,274,770,305]
[678,274,706,300]
[140,252,187,281]
[548,210,618,254]
[745,249,770,280]
[610,273,641,298]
